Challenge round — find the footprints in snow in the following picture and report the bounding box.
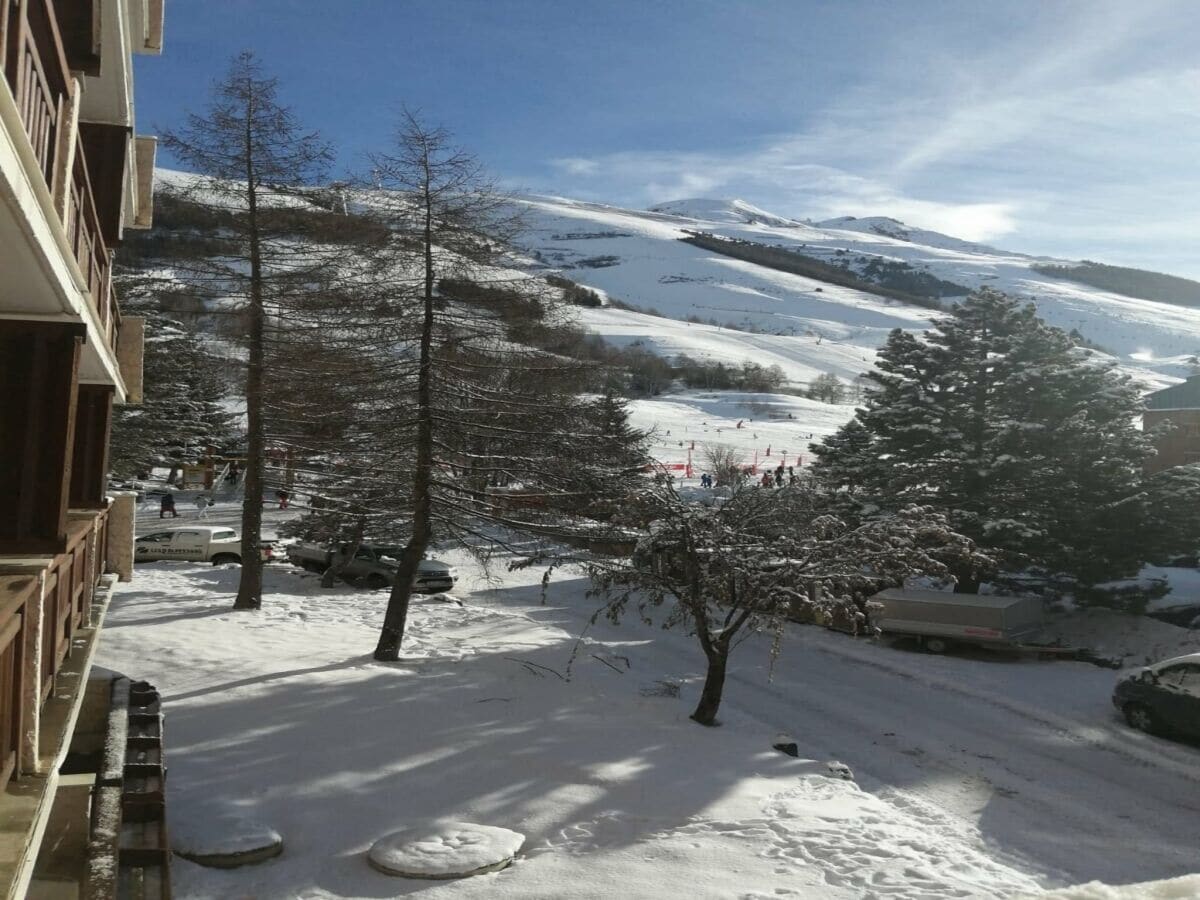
[538,779,1040,900]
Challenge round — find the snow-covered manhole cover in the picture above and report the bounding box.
[367,822,524,879]
[171,815,283,868]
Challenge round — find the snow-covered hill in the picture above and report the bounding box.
[513,195,1200,391]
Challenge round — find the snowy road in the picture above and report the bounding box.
[521,581,1200,890]
[717,635,1200,886]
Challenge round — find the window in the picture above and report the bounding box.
[212,529,236,540]
[1159,665,1200,690]
[137,532,175,543]
[1175,665,1200,698]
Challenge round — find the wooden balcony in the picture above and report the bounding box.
[0,505,115,898]
[1,0,120,357]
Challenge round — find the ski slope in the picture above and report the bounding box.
[514,195,1200,391]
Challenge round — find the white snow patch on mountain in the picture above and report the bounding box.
[648,197,805,228]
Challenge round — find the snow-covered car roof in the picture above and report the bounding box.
[1149,652,1200,670]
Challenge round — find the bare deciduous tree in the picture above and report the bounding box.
[589,485,986,726]
[161,51,333,610]
[701,443,743,488]
[364,113,646,660]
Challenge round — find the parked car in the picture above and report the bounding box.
[869,588,1045,653]
[1112,653,1200,738]
[286,541,457,592]
[135,527,280,565]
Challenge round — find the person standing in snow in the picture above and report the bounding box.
[160,493,178,519]
[195,494,211,518]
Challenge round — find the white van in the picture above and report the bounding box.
[134,527,276,565]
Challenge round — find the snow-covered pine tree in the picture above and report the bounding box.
[811,287,1157,596]
[564,391,651,517]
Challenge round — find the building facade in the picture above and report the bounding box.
[0,1,165,896]
[1144,376,1200,475]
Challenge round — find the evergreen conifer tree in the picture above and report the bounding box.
[110,276,233,478]
[811,288,1158,595]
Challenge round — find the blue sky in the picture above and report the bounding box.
[140,0,1200,276]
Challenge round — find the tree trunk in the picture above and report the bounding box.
[234,85,264,611]
[691,645,728,726]
[374,158,436,660]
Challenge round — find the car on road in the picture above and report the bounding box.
[1112,652,1200,739]
[135,527,281,565]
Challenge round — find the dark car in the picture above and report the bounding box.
[1112,653,1200,739]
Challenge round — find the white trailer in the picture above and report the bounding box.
[869,588,1045,653]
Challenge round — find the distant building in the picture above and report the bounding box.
[1144,375,1200,473]
[0,1,166,896]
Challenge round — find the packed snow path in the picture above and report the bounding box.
[97,556,1200,898]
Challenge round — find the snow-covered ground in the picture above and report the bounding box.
[97,542,1200,899]
[622,389,855,473]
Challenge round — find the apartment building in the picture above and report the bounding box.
[0,1,166,897]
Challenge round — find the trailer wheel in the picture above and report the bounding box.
[923,637,950,654]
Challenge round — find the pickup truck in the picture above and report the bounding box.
[135,527,279,565]
[869,588,1045,653]
[286,541,458,593]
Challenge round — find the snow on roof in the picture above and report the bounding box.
[1145,374,1200,410]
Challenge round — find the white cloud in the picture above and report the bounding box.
[518,0,1200,272]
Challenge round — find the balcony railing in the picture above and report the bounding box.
[0,505,111,791]
[67,133,118,344]
[2,0,120,355]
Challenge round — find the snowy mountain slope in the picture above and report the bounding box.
[575,307,875,384]
[514,195,1200,391]
[649,197,804,228]
[815,215,1007,255]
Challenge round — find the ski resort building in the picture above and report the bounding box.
[0,1,165,896]
[1144,376,1200,474]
